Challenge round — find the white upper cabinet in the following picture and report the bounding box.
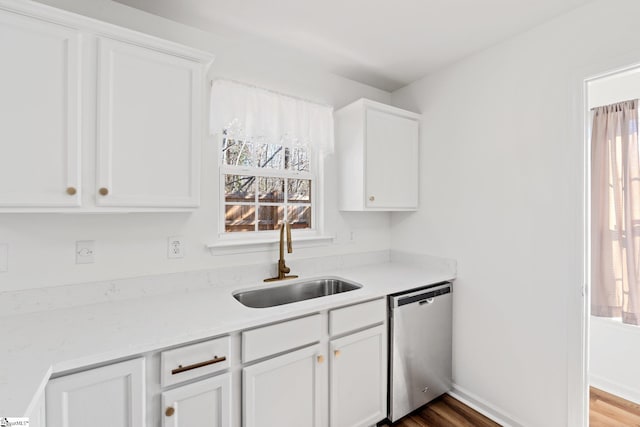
[96,37,202,208]
[335,98,420,211]
[0,1,213,212]
[0,10,81,207]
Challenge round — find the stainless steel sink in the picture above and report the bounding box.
[233,277,362,308]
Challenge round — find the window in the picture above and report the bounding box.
[210,79,334,238]
[221,135,314,233]
[591,99,640,326]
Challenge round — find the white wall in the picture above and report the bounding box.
[589,317,640,404]
[587,68,640,405]
[0,0,392,292]
[390,1,640,425]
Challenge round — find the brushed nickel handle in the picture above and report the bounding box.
[98,187,109,196]
[171,355,226,375]
[165,407,175,417]
[369,196,375,202]
[334,350,341,357]
[317,355,324,364]
[66,187,77,196]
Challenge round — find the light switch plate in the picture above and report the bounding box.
[0,243,8,273]
[76,240,95,264]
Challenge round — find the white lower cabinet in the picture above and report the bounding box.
[241,299,387,427]
[162,373,231,427]
[27,389,46,427]
[46,358,145,427]
[330,325,387,427]
[40,298,387,427]
[243,345,323,427]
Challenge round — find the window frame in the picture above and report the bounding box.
[217,134,320,239]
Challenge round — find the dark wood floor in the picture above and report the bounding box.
[380,394,500,427]
[590,387,640,427]
[381,388,640,427]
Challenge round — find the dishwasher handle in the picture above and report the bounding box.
[391,282,451,308]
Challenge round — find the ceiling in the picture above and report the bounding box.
[114,0,592,91]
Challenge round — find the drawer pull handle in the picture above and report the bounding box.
[171,355,226,375]
[165,407,175,417]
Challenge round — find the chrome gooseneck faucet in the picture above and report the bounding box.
[264,222,298,282]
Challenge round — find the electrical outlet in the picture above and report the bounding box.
[168,236,184,259]
[76,240,95,264]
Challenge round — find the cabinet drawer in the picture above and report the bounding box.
[329,298,386,337]
[161,335,231,387]
[242,314,322,363]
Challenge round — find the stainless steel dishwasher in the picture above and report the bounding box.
[388,281,453,422]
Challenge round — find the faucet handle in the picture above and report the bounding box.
[282,265,290,274]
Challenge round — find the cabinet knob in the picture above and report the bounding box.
[334,350,341,357]
[66,187,77,196]
[165,407,175,417]
[317,355,324,364]
[98,187,109,196]
[369,196,375,202]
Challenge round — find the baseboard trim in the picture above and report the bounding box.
[449,383,524,427]
[590,374,640,405]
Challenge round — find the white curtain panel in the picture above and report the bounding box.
[210,79,334,154]
[591,99,640,326]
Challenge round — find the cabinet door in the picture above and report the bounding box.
[162,373,231,427]
[0,10,81,207]
[46,358,145,427]
[96,37,202,208]
[365,108,419,209]
[243,345,324,427]
[330,325,386,427]
[27,389,46,427]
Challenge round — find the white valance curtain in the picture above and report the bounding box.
[591,99,640,326]
[210,79,334,154]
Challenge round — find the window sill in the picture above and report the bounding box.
[206,234,334,256]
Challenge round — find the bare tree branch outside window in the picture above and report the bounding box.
[221,136,313,233]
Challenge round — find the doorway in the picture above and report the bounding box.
[584,67,640,425]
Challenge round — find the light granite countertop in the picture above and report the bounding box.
[0,253,455,416]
